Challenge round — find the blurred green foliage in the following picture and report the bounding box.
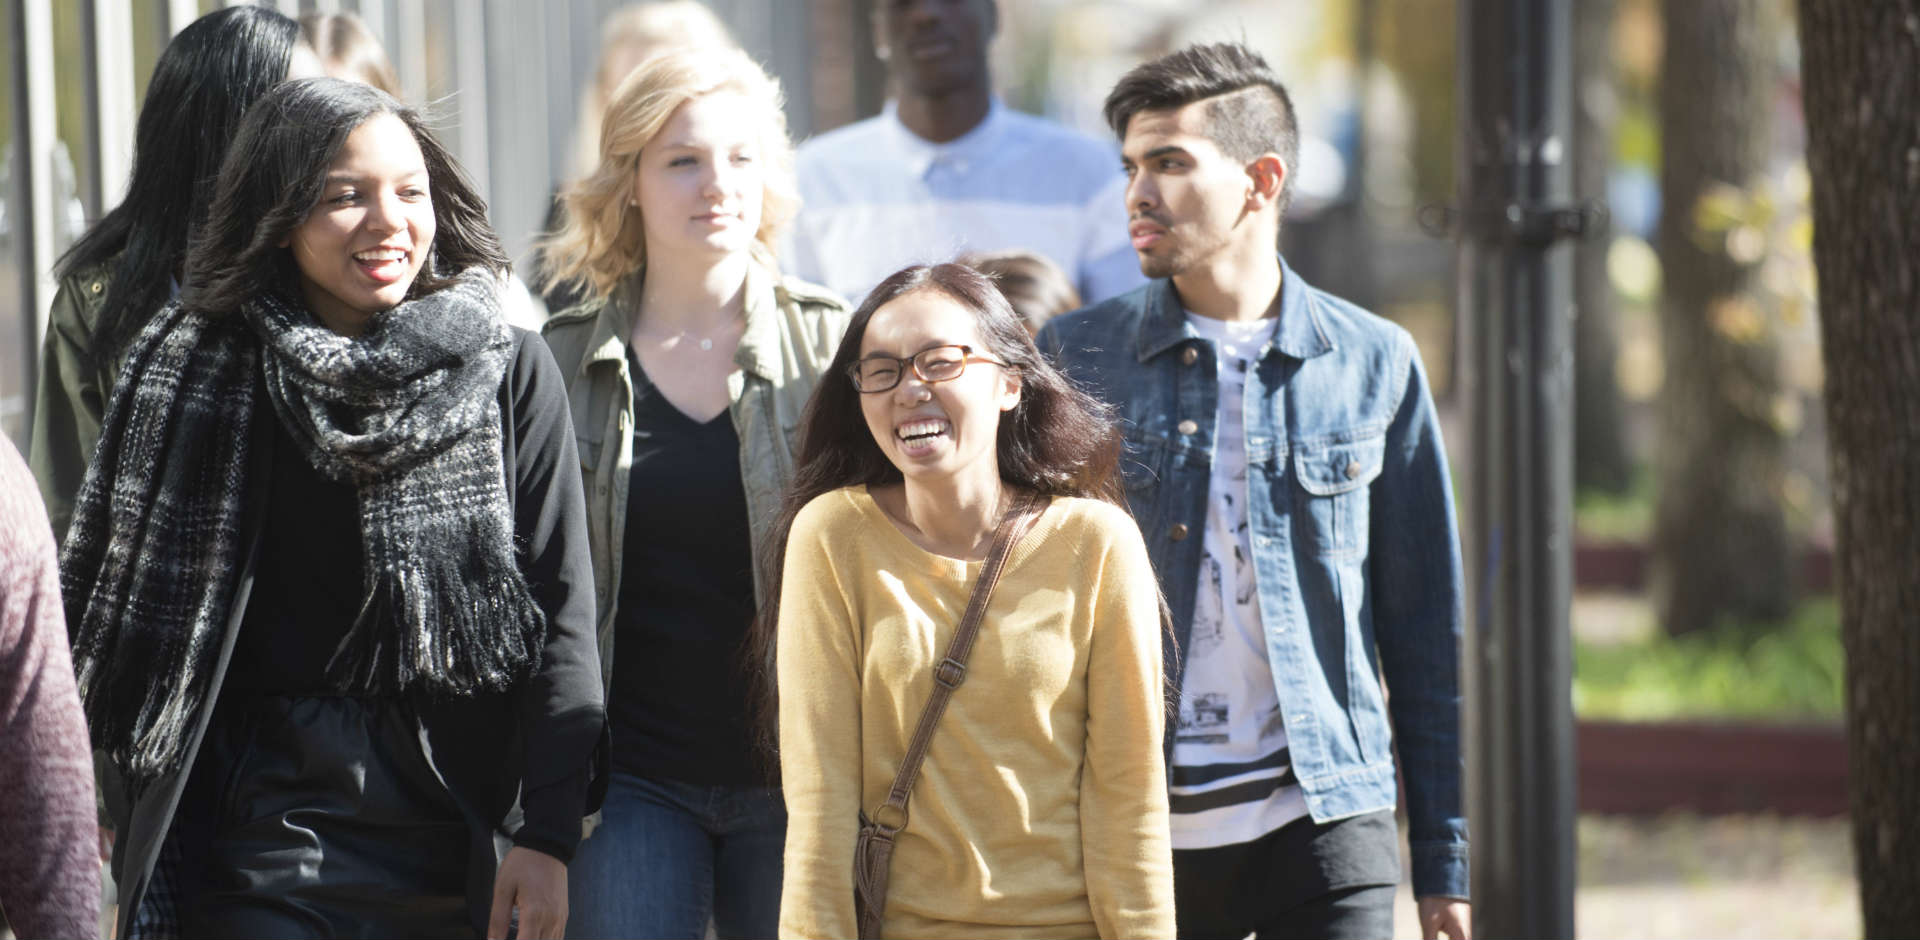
[1574,598,1843,722]
[1375,0,1457,205]
[1576,467,1657,541]
[1614,105,1660,171]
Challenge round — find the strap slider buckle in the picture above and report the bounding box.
[933,657,968,689]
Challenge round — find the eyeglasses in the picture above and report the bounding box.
[847,344,1009,394]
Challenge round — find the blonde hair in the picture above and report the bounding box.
[539,46,798,303]
[299,12,401,98]
[569,1,736,179]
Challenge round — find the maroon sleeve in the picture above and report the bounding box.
[0,436,101,940]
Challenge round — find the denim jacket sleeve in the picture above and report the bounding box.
[1367,334,1469,899]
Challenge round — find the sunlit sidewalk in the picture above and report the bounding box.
[1390,814,1857,939]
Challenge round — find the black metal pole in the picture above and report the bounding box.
[1457,0,1581,935]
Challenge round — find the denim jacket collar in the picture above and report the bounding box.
[1134,255,1335,364]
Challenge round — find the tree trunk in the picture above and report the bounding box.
[1653,0,1793,636]
[1574,0,1632,495]
[1798,1,1920,934]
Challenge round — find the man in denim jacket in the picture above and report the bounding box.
[1037,43,1470,940]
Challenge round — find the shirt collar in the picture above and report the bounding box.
[882,96,1009,179]
[1135,254,1333,363]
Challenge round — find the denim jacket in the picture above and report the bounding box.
[1036,258,1468,898]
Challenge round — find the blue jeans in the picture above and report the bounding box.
[566,773,786,940]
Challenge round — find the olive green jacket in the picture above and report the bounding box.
[540,263,849,692]
[27,257,139,830]
[29,258,122,544]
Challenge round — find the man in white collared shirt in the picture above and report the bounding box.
[789,0,1143,306]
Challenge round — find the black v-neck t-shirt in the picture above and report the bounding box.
[609,351,761,785]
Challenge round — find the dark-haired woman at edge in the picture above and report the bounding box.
[62,78,602,939]
[760,263,1176,938]
[30,5,319,542]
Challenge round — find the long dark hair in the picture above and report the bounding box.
[744,262,1125,762]
[181,78,507,315]
[56,6,301,355]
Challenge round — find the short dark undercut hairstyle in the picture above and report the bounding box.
[1104,42,1301,213]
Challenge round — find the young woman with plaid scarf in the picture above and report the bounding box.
[62,78,604,939]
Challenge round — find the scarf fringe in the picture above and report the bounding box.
[328,551,547,697]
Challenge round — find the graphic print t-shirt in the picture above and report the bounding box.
[1171,312,1309,849]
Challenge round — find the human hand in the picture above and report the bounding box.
[98,826,115,864]
[488,846,568,939]
[1418,896,1471,940]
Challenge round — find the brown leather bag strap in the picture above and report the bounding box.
[869,490,1047,833]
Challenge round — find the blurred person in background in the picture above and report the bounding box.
[960,249,1081,334]
[538,0,738,314]
[0,436,99,940]
[63,78,602,939]
[762,263,1174,939]
[1039,43,1471,940]
[539,45,848,940]
[30,5,316,544]
[298,11,401,96]
[787,0,1143,306]
[301,9,549,330]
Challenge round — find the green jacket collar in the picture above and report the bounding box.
[576,262,785,381]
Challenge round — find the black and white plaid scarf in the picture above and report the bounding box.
[62,267,545,783]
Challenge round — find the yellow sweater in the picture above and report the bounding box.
[776,486,1175,939]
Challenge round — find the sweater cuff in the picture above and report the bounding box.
[512,768,591,864]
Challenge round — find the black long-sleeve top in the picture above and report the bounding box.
[228,329,604,863]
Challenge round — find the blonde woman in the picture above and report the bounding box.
[540,0,736,313]
[566,1,735,182]
[540,46,849,939]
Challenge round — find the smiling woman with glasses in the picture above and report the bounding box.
[846,344,1007,393]
[750,262,1177,938]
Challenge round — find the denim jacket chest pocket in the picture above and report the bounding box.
[1118,425,1170,532]
[1291,433,1386,558]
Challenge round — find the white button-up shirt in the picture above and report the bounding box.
[789,98,1145,306]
